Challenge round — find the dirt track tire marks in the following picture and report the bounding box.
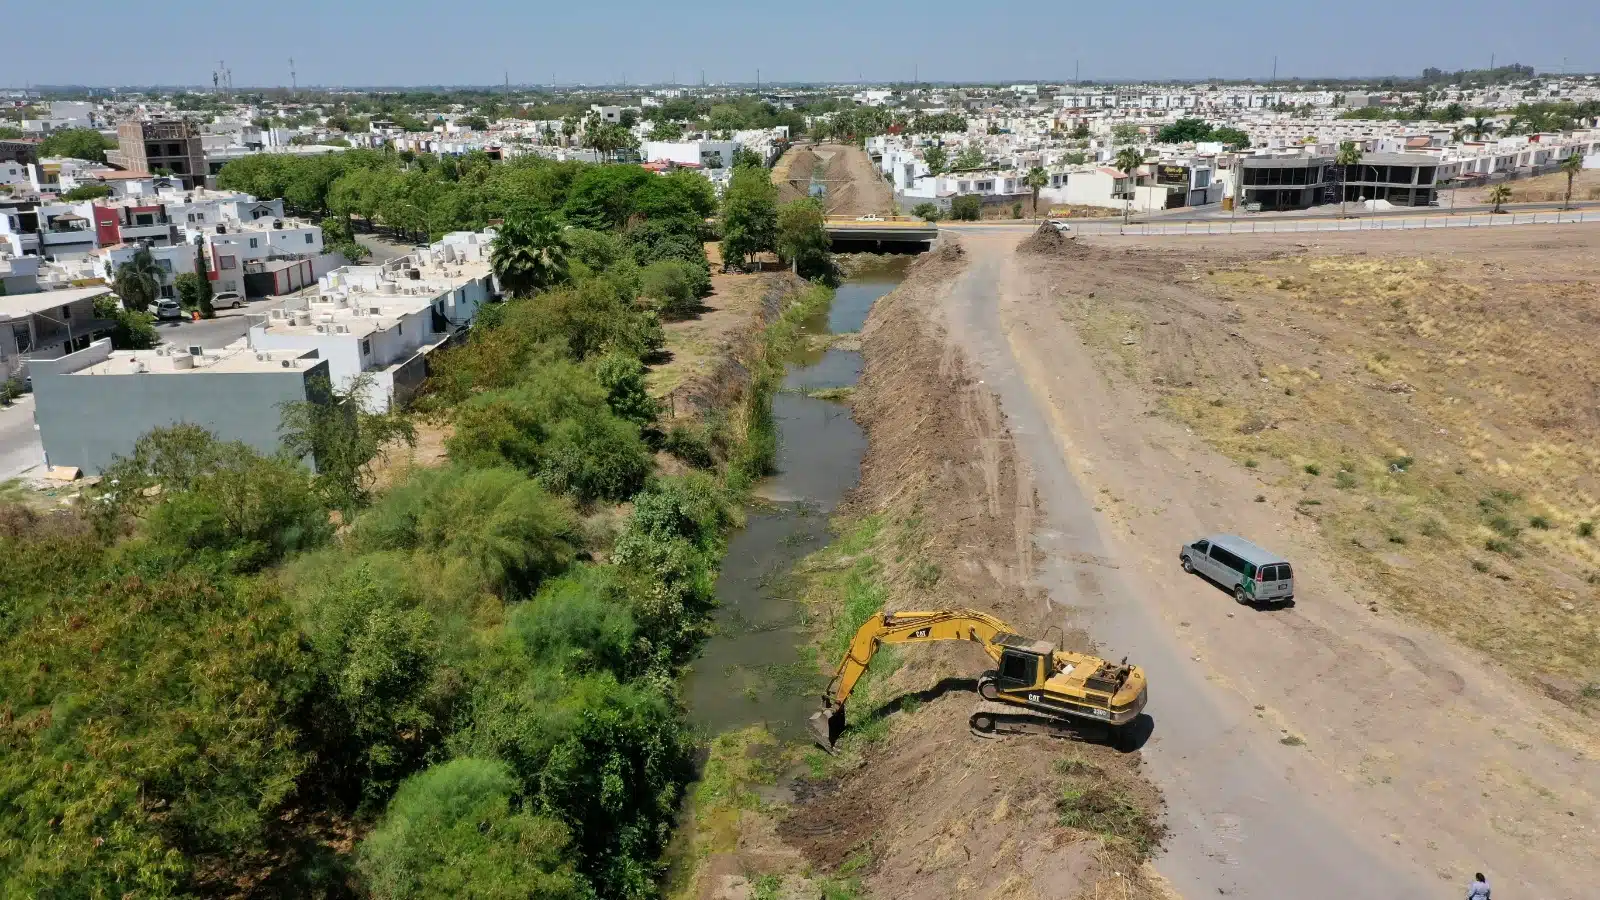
[940,235,1444,900]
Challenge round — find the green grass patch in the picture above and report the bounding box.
[1053,750,1164,856]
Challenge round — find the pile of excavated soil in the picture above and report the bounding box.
[778,235,1166,900]
[1018,222,1096,258]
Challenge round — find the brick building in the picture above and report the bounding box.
[106,120,206,188]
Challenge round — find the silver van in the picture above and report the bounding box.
[1179,534,1294,604]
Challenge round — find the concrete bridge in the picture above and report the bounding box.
[823,216,937,251]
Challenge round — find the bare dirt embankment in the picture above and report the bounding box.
[1002,224,1600,897]
[774,240,1169,900]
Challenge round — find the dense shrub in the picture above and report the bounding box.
[564,227,630,273]
[358,758,588,900]
[593,352,658,427]
[448,362,652,503]
[609,474,732,660]
[0,564,311,896]
[95,425,331,571]
[292,557,460,805]
[353,466,580,595]
[639,258,704,319]
[511,564,639,675]
[449,669,692,900]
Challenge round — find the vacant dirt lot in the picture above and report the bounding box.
[999,224,1600,897]
[1029,226,1600,695]
[1460,168,1600,204]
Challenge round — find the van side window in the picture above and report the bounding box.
[1243,562,1257,579]
[1209,546,1244,573]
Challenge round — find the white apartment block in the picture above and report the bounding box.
[247,230,496,411]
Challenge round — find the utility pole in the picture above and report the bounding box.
[1271,55,1277,86]
[289,58,297,97]
[1075,59,1080,86]
[756,68,760,92]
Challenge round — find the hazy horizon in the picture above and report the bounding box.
[4,0,1596,91]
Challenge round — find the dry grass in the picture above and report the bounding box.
[648,244,772,403]
[1460,169,1600,205]
[1174,252,1600,690]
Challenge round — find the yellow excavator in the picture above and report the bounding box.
[809,609,1148,750]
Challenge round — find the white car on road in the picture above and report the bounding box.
[214,291,245,309]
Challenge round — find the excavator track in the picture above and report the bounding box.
[968,700,1116,744]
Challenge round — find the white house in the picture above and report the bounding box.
[246,230,496,411]
[193,217,324,297]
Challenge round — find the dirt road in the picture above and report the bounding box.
[935,231,1600,899]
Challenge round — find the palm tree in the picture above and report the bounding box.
[113,246,162,314]
[1559,153,1583,210]
[1335,141,1363,217]
[490,212,569,297]
[1025,166,1049,218]
[1113,147,1144,224]
[1487,184,1512,214]
[1465,116,1497,140]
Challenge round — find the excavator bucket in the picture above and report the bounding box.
[808,701,846,751]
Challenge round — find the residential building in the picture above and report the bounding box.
[106,120,207,188]
[0,137,41,166]
[643,139,740,170]
[194,217,326,297]
[31,341,330,474]
[0,200,98,259]
[91,201,180,248]
[246,230,495,411]
[0,284,117,380]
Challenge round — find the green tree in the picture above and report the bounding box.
[1113,147,1144,223]
[1559,152,1583,210]
[594,352,658,427]
[491,211,570,297]
[359,759,588,900]
[278,373,416,511]
[93,295,158,349]
[923,145,948,176]
[952,145,984,170]
[1111,123,1143,145]
[1487,183,1512,213]
[61,183,112,201]
[1335,141,1363,217]
[638,259,703,319]
[1211,126,1250,149]
[949,194,982,221]
[112,246,163,313]
[1156,118,1213,143]
[38,127,113,162]
[1025,166,1048,216]
[174,272,207,315]
[775,197,830,278]
[719,166,778,269]
[911,202,942,221]
[586,124,638,162]
[1466,115,1497,140]
[562,164,653,230]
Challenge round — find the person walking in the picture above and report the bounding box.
[1466,872,1491,900]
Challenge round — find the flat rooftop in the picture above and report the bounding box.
[76,346,319,376]
[252,252,490,338]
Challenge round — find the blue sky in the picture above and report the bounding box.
[5,0,1597,88]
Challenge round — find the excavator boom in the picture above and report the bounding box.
[808,609,1147,751]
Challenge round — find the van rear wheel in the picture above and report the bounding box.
[1234,586,1249,605]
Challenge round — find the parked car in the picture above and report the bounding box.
[214,291,245,309]
[856,214,885,222]
[155,299,184,321]
[1179,534,1295,605]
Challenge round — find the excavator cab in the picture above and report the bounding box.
[995,647,1046,691]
